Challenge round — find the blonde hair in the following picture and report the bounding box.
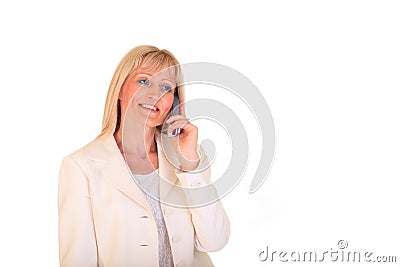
[96,45,184,139]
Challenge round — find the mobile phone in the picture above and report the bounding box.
[167,91,181,137]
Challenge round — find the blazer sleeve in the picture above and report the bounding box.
[175,145,231,252]
[58,155,98,267]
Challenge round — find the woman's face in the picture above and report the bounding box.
[119,67,177,129]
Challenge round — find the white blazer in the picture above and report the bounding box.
[58,131,230,267]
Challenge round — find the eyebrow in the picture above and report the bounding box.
[134,73,152,77]
[135,73,175,84]
[161,79,175,85]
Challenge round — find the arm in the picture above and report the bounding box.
[175,147,230,252]
[166,117,230,251]
[58,155,98,267]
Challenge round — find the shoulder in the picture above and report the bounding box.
[62,135,115,165]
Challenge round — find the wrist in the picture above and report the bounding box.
[178,151,201,172]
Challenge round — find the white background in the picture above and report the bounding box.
[1,1,399,266]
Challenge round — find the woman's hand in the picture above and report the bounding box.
[165,113,200,172]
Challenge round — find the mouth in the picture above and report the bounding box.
[139,103,159,113]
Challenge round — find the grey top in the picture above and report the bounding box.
[133,169,174,267]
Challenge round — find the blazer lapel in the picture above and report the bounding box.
[84,134,153,215]
[84,132,183,212]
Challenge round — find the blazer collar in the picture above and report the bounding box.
[83,131,179,213]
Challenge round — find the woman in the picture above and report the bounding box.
[58,45,230,267]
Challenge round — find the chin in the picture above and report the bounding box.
[144,120,163,129]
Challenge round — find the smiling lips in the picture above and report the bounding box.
[139,103,159,112]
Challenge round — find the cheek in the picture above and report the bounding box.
[162,95,174,111]
[121,84,142,104]
[156,95,174,118]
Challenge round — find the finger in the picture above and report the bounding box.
[166,115,187,124]
[169,121,197,135]
[168,119,190,133]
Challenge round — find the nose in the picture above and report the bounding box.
[146,83,161,100]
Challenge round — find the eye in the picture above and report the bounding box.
[137,79,149,85]
[161,85,173,92]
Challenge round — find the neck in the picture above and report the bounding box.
[114,120,157,159]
